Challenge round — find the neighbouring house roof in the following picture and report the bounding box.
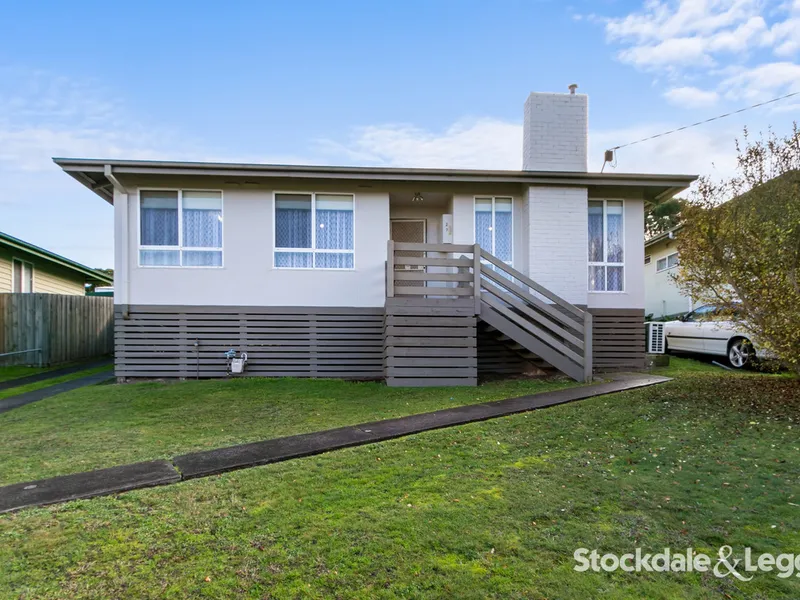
[53,158,698,205]
[0,231,113,286]
[645,224,684,249]
[644,170,800,249]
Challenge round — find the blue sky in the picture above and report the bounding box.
[1,0,798,268]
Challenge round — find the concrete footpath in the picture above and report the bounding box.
[0,373,671,514]
[0,370,114,415]
[0,359,112,392]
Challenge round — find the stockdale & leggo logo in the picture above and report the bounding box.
[574,546,800,580]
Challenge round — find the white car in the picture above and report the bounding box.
[664,304,760,368]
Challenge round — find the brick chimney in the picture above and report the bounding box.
[522,88,588,172]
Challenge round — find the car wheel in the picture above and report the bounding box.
[728,337,754,369]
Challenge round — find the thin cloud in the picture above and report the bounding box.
[598,0,800,101]
[664,86,720,108]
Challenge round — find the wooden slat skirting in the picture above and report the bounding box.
[383,299,477,387]
[115,305,385,380]
[589,308,646,372]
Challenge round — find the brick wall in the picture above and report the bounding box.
[527,186,588,306]
[523,92,588,172]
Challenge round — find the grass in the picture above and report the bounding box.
[0,364,113,403]
[0,358,798,598]
[0,375,576,485]
[0,365,59,383]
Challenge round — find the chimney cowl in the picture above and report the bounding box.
[568,83,578,94]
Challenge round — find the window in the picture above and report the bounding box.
[274,193,354,269]
[588,200,624,292]
[475,197,513,264]
[139,190,223,267]
[656,251,679,272]
[12,259,33,293]
[683,304,717,322]
[644,255,651,265]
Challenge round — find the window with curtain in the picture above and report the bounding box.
[275,193,354,269]
[139,190,222,267]
[588,200,624,291]
[475,197,513,264]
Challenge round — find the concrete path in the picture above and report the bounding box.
[0,373,671,513]
[0,370,114,415]
[0,358,112,392]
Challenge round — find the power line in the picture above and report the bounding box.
[608,90,800,152]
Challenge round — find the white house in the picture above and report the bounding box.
[55,89,695,386]
[643,225,699,319]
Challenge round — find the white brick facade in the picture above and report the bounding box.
[523,92,588,172]
[527,185,588,306]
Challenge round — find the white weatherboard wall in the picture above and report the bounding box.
[644,237,694,318]
[119,186,390,307]
[527,186,588,306]
[523,92,588,172]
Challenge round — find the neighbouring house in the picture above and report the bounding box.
[0,231,113,295]
[55,89,696,386]
[643,225,699,319]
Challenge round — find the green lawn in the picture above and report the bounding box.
[0,365,59,383]
[0,374,576,485]
[1,359,798,599]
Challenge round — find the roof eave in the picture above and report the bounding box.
[53,158,697,202]
[0,234,113,285]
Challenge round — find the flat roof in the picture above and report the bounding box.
[54,157,698,204]
[0,231,113,285]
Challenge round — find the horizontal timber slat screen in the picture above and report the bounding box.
[0,294,113,366]
[115,305,385,379]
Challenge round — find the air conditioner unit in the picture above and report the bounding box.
[646,322,665,354]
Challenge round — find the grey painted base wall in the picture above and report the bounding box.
[115,305,644,381]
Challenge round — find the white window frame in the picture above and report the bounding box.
[137,189,224,268]
[473,196,514,266]
[272,191,356,270]
[588,199,625,293]
[11,258,33,293]
[656,251,679,273]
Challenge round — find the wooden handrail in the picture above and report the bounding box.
[480,275,584,350]
[473,244,481,315]
[386,240,395,298]
[479,266,584,335]
[583,311,593,382]
[394,242,474,253]
[479,250,585,320]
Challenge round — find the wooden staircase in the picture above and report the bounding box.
[384,242,592,386]
[477,322,555,376]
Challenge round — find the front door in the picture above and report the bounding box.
[391,219,426,287]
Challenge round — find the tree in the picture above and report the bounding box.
[645,197,684,238]
[675,124,800,375]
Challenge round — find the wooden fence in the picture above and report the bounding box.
[0,294,114,366]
